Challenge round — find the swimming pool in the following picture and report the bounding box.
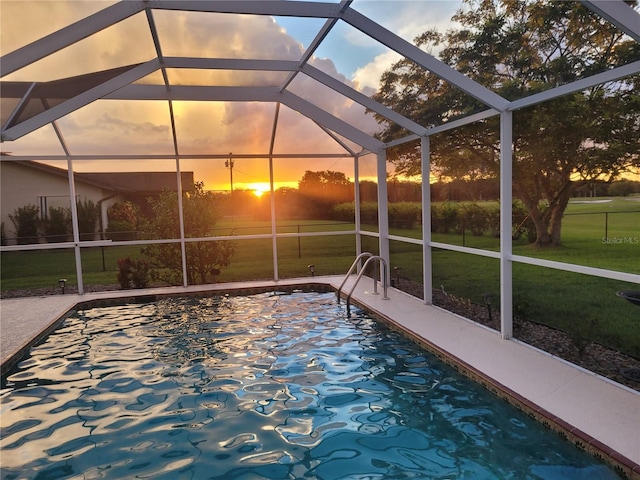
[0,291,623,479]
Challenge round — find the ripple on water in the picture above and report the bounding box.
[0,292,623,479]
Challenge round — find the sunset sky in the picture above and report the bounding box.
[0,1,462,192]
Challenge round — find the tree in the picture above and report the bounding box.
[140,182,235,285]
[107,200,138,227]
[298,170,354,219]
[358,180,378,203]
[272,187,303,219]
[372,0,639,246]
[106,200,139,241]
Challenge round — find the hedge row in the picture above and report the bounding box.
[332,201,534,239]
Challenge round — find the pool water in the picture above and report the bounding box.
[1,291,622,479]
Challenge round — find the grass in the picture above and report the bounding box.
[518,198,640,273]
[427,249,640,358]
[1,198,638,356]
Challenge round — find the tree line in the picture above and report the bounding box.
[3,172,639,246]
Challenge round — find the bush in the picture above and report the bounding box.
[43,206,70,243]
[1,223,7,246]
[332,202,355,222]
[331,201,378,223]
[459,202,487,236]
[432,202,458,233]
[9,204,40,244]
[333,202,420,228]
[389,202,420,229]
[140,183,235,285]
[117,257,149,289]
[485,205,501,237]
[360,202,378,224]
[512,201,536,242]
[108,201,139,228]
[77,199,99,241]
[106,221,136,241]
[608,181,640,197]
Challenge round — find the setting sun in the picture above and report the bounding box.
[247,182,271,197]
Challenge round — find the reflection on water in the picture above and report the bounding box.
[1,292,621,479]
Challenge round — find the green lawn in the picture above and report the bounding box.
[2,198,638,356]
[519,197,640,273]
[426,249,640,357]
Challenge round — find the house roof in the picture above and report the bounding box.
[3,160,194,194]
[78,171,195,194]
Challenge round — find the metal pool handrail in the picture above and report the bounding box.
[340,255,390,316]
[336,252,374,302]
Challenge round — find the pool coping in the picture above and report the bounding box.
[2,276,639,478]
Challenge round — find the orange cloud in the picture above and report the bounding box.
[1,2,386,190]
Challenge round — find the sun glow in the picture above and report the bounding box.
[246,182,271,197]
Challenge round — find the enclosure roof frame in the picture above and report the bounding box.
[0,0,639,155]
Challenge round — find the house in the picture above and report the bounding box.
[1,160,194,244]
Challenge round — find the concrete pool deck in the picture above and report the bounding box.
[1,276,639,477]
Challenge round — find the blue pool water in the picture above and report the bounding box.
[1,291,622,479]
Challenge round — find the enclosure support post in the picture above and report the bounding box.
[500,111,513,339]
[175,157,188,288]
[354,153,362,264]
[166,97,188,288]
[268,103,280,281]
[421,136,432,305]
[67,157,84,294]
[376,149,391,285]
[53,120,84,294]
[269,154,279,280]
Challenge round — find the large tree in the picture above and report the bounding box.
[372,0,639,246]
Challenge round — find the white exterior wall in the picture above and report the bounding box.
[0,162,115,243]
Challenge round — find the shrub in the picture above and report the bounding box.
[108,201,139,228]
[389,202,420,229]
[359,202,378,224]
[77,199,99,241]
[117,257,149,289]
[106,221,136,241]
[43,206,70,242]
[332,202,355,222]
[607,180,640,197]
[484,205,501,237]
[140,183,235,285]
[432,202,458,233]
[512,200,536,242]
[459,202,487,236]
[9,204,40,244]
[1,222,7,246]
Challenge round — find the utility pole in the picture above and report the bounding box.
[225,152,234,194]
